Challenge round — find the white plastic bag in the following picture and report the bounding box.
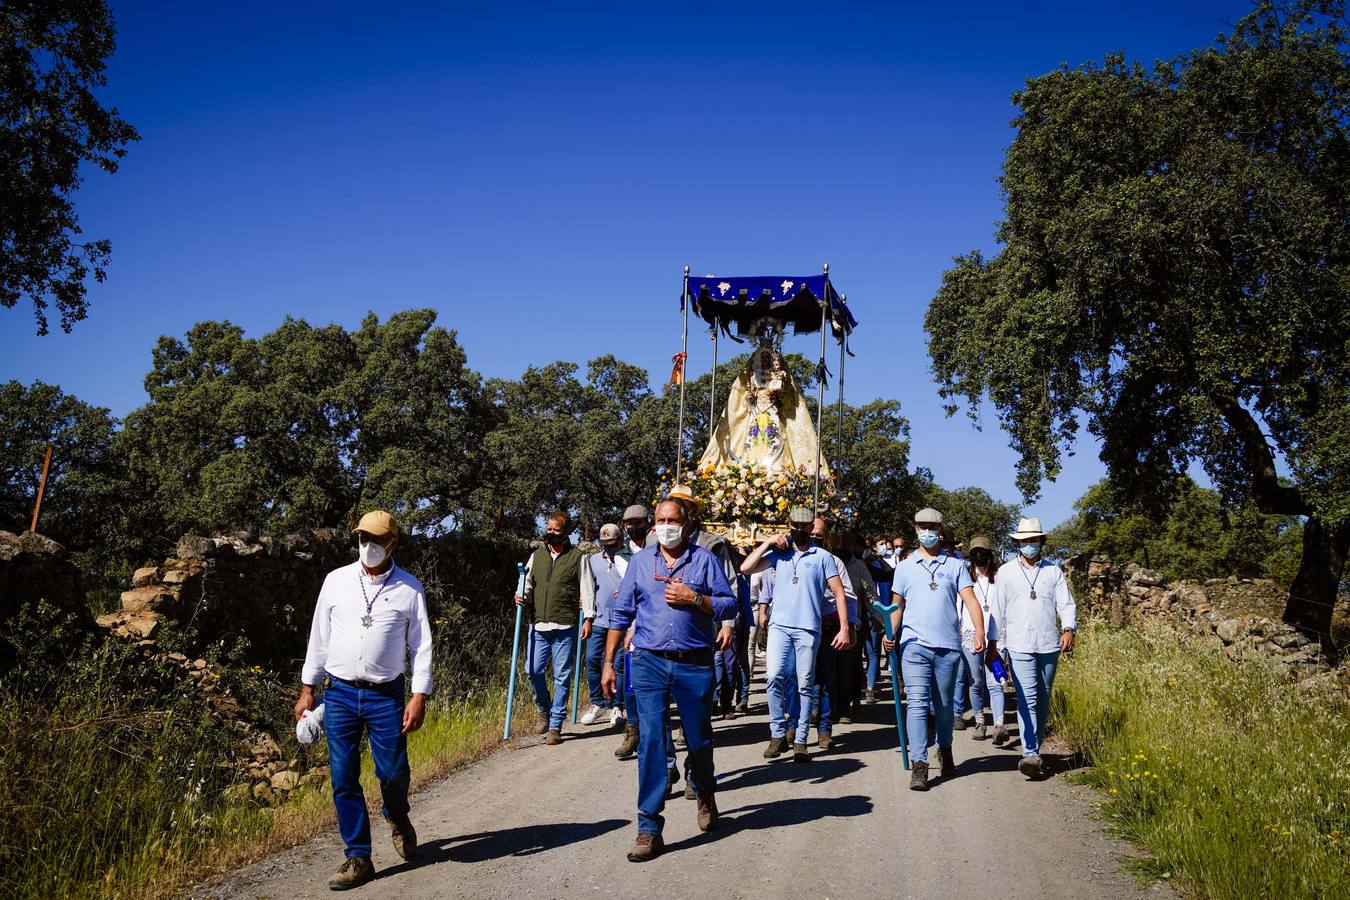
[296,702,325,745]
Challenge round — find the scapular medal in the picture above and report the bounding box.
[361,614,373,628]
[358,568,391,629]
[929,581,938,590]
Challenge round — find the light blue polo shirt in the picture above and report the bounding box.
[764,546,839,633]
[891,550,972,650]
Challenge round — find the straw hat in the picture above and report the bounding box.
[665,485,704,516]
[1009,517,1047,540]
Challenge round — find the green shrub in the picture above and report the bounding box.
[1055,621,1350,898]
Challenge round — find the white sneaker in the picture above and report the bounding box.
[580,704,602,725]
[609,707,625,727]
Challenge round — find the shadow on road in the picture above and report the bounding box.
[715,756,865,792]
[379,817,628,875]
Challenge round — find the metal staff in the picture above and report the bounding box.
[570,603,587,723]
[812,263,829,513]
[871,599,910,770]
[675,265,690,483]
[503,562,528,740]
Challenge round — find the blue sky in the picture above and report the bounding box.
[1,0,1250,527]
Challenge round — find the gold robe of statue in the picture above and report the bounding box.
[698,345,830,478]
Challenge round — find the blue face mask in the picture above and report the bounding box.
[1020,541,1042,559]
[917,529,940,549]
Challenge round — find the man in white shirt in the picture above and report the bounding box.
[988,516,1076,779]
[295,510,433,891]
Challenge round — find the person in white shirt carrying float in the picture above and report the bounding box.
[295,510,433,891]
[987,516,1077,779]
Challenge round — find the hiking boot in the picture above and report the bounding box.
[909,760,929,791]
[545,729,562,745]
[991,725,1010,747]
[811,710,820,726]
[953,715,968,731]
[818,732,833,751]
[792,743,810,762]
[673,727,686,749]
[696,793,719,832]
[615,723,639,758]
[388,814,417,861]
[763,736,789,759]
[972,721,988,740]
[626,832,664,863]
[786,727,796,746]
[735,700,749,715]
[938,746,956,777]
[1019,753,1043,779]
[327,856,374,891]
[683,779,697,800]
[863,690,877,704]
[668,767,680,787]
[580,704,602,725]
[533,713,550,735]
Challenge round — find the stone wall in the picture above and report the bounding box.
[0,530,94,670]
[1080,556,1338,684]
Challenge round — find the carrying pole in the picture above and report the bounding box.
[812,264,829,513]
[503,562,528,740]
[30,445,53,533]
[676,266,690,484]
[836,306,847,451]
[709,324,719,446]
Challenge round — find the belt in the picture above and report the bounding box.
[328,672,404,693]
[644,647,714,665]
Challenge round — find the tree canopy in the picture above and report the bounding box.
[1,0,138,334]
[926,1,1350,640]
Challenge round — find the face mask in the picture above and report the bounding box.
[790,528,811,546]
[626,526,649,544]
[917,529,940,549]
[1020,541,1042,559]
[359,540,388,568]
[653,524,684,549]
[811,537,825,548]
[544,532,565,546]
[972,550,992,568]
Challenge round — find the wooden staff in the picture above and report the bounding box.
[30,445,53,533]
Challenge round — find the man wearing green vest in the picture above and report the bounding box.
[514,511,596,745]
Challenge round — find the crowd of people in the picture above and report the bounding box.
[293,489,1077,887]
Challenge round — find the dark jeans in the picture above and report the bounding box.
[324,674,410,859]
[631,649,716,835]
[815,620,841,735]
[586,626,619,709]
[714,621,751,710]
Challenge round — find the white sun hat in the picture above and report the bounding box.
[1009,517,1047,540]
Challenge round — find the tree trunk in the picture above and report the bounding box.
[1283,516,1350,650]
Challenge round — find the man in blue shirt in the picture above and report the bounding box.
[602,499,737,862]
[741,507,851,763]
[881,507,986,791]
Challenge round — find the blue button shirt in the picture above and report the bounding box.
[610,543,737,652]
[891,550,972,651]
[763,546,839,633]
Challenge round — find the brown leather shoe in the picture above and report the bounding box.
[626,832,664,863]
[763,736,788,759]
[545,729,562,745]
[818,732,833,750]
[668,767,680,787]
[938,746,956,777]
[615,723,639,759]
[327,856,374,890]
[533,713,550,735]
[683,778,696,800]
[792,743,810,762]
[388,815,417,861]
[696,792,719,832]
[909,760,929,791]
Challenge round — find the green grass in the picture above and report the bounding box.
[1054,620,1350,898]
[0,655,525,900]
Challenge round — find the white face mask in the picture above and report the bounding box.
[916,529,940,549]
[653,524,684,549]
[359,540,388,568]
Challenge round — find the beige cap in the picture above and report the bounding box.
[788,507,814,525]
[968,535,993,552]
[352,510,399,538]
[599,523,622,543]
[914,507,943,525]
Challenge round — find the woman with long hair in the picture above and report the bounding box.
[963,535,1009,744]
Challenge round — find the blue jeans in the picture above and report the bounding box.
[900,642,960,764]
[1009,650,1060,756]
[863,626,882,690]
[960,646,1007,725]
[625,652,677,772]
[766,624,819,740]
[630,649,716,835]
[528,626,577,730]
[586,626,617,709]
[324,675,410,858]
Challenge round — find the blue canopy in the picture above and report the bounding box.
[684,274,857,342]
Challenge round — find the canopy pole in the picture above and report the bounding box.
[676,266,690,485]
[813,263,829,514]
[709,324,719,447]
[836,306,846,454]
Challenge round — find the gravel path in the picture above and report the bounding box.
[195,666,1173,900]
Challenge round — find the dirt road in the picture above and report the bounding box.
[198,666,1171,900]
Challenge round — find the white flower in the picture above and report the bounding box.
[717,281,731,296]
[780,280,794,295]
